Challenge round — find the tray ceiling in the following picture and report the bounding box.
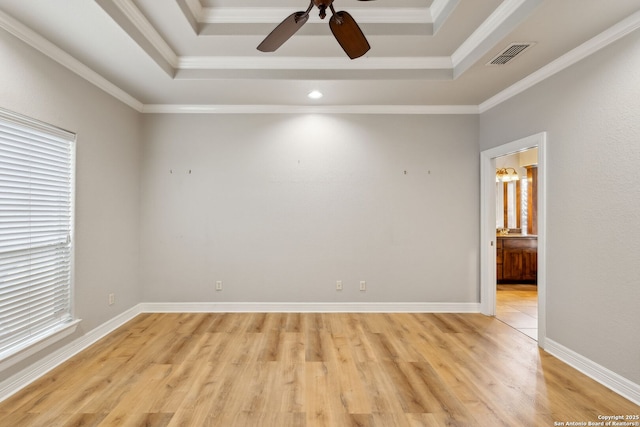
[0,0,639,112]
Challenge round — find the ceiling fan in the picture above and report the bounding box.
[257,0,375,60]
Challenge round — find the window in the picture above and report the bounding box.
[0,108,77,366]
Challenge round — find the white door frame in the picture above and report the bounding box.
[480,132,547,348]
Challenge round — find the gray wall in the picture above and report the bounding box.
[0,29,142,378]
[3,7,638,395]
[480,30,640,384]
[140,114,480,304]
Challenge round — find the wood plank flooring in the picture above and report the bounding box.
[496,284,538,340]
[1,313,638,426]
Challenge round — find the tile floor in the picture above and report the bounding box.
[496,284,538,340]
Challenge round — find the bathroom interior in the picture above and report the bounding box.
[495,148,538,340]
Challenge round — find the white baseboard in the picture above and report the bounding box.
[545,338,640,406]
[139,301,481,313]
[0,305,142,402]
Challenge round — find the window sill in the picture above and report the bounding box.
[0,319,82,372]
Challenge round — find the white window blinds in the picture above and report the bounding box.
[0,108,75,360]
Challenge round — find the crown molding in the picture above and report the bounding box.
[175,56,453,80]
[99,0,534,81]
[479,9,640,113]
[115,0,178,66]
[2,5,638,116]
[430,0,455,21]
[198,7,433,24]
[176,0,199,34]
[96,0,178,69]
[184,0,203,19]
[141,104,479,115]
[430,0,459,34]
[451,0,542,77]
[452,0,527,67]
[0,9,144,112]
[177,56,452,70]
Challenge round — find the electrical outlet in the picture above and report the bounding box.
[336,280,343,291]
[359,281,366,291]
[108,293,115,305]
[215,280,223,291]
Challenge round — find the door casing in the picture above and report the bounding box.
[480,132,547,348]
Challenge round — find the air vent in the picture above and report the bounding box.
[488,42,535,65]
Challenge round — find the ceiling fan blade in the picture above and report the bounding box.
[329,11,370,59]
[257,12,309,52]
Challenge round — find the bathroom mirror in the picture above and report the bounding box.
[496,180,521,230]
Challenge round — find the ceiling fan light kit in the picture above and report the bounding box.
[257,0,374,60]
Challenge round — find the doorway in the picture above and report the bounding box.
[480,132,547,348]
[495,149,538,340]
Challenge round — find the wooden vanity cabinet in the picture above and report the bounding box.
[496,238,504,281]
[496,236,537,283]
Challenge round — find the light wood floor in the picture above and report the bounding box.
[1,313,638,426]
[496,284,538,340]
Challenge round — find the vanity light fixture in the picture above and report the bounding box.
[496,167,520,182]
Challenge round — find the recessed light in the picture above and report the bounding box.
[308,90,323,99]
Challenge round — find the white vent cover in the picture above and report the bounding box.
[488,42,535,65]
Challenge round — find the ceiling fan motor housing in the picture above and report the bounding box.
[313,0,334,19]
[313,0,334,7]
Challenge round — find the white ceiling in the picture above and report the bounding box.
[1,0,639,113]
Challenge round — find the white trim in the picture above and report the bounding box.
[545,339,640,406]
[0,306,140,402]
[0,108,79,373]
[430,0,459,34]
[451,0,542,76]
[0,107,75,140]
[183,0,202,20]
[430,0,454,20]
[109,0,179,68]
[4,301,640,407]
[479,153,497,317]
[1,3,637,115]
[0,9,144,112]
[141,104,479,115]
[177,56,452,71]
[199,7,432,24]
[452,0,526,66]
[0,320,81,372]
[480,132,547,349]
[139,302,481,313]
[479,9,640,113]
